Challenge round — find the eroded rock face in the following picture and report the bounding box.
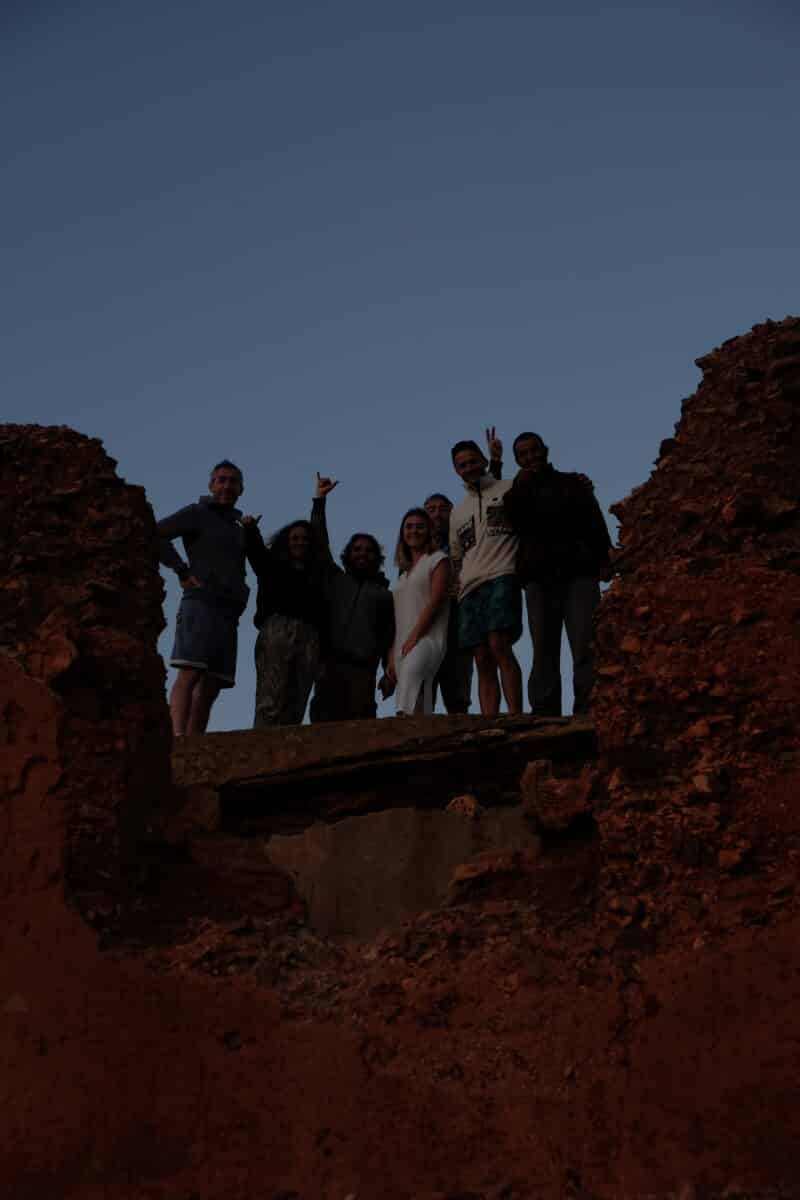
[3,316,800,1200]
[592,317,800,934]
[0,424,172,914]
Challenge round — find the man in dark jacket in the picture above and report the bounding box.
[503,433,612,716]
[309,474,395,722]
[158,460,253,735]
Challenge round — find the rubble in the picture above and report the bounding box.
[592,317,800,935]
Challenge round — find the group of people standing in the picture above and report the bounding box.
[157,429,612,736]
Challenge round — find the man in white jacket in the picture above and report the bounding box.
[448,440,523,716]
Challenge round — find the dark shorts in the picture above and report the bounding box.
[458,574,522,649]
[170,590,240,687]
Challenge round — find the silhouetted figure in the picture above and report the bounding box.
[504,432,612,716]
[309,474,395,722]
[242,516,327,727]
[448,438,523,716]
[424,429,503,713]
[382,508,451,715]
[424,492,473,713]
[158,460,253,735]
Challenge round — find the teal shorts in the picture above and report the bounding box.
[458,574,522,649]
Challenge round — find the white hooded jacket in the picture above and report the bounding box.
[448,474,518,601]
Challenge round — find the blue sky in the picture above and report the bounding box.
[4,1,798,729]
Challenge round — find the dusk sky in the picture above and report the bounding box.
[4,1,798,729]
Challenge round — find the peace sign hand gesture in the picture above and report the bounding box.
[485,426,503,462]
[315,472,339,498]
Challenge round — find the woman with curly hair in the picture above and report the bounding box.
[383,507,451,715]
[241,515,327,726]
[308,473,395,722]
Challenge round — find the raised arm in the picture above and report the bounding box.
[310,472,340,574]
[486,425,503,480]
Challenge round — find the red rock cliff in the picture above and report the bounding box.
[593,317,800,929]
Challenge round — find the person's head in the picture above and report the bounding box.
[342,532,385,579]
[394,507,435,571]
[512,432,549,472]
[208,459,243,506]
[451,440,488,487]
[270,519,315,567]
[424,492,452,537]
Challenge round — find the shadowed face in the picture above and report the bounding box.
[514,436,548,472]
[424,496,452,538]
[209,467,243,506]
[347,536,380,577]
[402,514,430,553]
[287,524,311,562]
[453,449,486,486]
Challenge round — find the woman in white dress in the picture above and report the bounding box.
[383,507,451,715]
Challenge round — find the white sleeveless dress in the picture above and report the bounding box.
[391,550,450,714]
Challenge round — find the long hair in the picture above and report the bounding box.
[394,507,435,573]
[267,519,322,576]
[341,531,385,574]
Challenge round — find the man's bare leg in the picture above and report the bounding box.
[187,675,222,735]
[474,644,501,716]
[488,630,523,715]
[169,667,202,736]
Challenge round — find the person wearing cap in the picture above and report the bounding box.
[448,437,523,716]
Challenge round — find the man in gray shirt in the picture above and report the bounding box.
[157,460,252,735]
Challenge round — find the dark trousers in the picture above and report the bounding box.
[524,577,600,716]
[310,661,378,722]
[254,615,320,727]
[433,605,473,713]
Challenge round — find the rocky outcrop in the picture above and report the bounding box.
[592,317,800,936]
[0,424,172,912]
[171,714,595,834]
[2,318,800,1200]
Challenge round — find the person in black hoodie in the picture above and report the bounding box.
[503,432,612,716]
[242,514,327,727]
[308,473,395,722]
